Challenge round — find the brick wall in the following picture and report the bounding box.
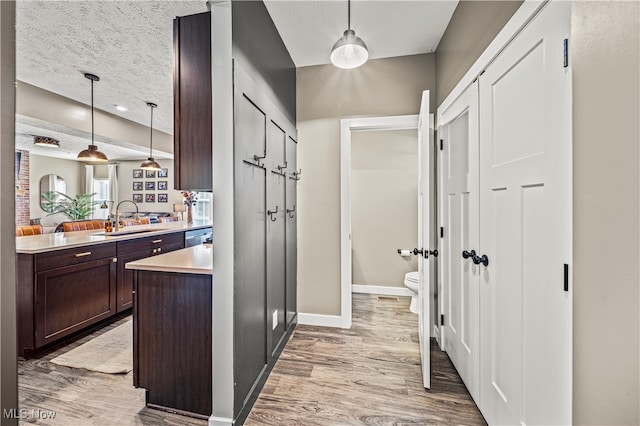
[15,149,30,226]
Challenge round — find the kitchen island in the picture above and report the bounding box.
[126,245,213,418]
[15,221,211,358]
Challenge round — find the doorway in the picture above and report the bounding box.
[339,115,419,329]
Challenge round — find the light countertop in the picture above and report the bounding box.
[125,244,213,275]
[16,221,212,254]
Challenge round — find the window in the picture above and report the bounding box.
[93,179,109,219]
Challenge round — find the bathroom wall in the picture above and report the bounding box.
[351,129,418,288]
[297,53,435,316]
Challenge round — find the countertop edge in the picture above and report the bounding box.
[16,222,212,254]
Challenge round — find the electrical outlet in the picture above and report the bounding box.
[272,310,278,330]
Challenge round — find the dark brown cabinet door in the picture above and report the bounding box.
[173,11,212,191]
[116,233,185,313]
[34,257,116,347]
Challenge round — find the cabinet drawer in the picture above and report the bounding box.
[35,243,116,272]
[117,232,183,255]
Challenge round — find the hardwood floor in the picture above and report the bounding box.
[246,294,486,425]
[18,294,485,425]
[18,316,207,426]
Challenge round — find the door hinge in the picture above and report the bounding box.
[440,227,444,239]
[440,314,445,326]
[439,139,444,151]
[563,38,569,68]
[563,263,569,292]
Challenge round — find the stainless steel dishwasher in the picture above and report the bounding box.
[184,227,213,247]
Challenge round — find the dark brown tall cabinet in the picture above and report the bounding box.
[173,11,212,191]
[233,62,298,419]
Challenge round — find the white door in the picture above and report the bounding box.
[478,2,572,425]
[417,91,434,389]
[438,80,480,404]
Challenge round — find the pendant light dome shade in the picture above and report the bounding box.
[330,29,369,69]
[78,73,108,162]
[140,102,161,171]
[330,0,368,69]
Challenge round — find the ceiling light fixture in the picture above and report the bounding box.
[140,102,161,171]
[78,73,108,162]
[33,136,60,148]
[330,0,369,69]
[115,105,128,112]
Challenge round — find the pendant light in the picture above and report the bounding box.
[330,0,369,69]
[140,102,161,171]
[78,73,108,162]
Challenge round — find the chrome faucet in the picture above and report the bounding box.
[114,200,139,232]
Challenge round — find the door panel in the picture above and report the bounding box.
[267,120,287,353]
[479,2,571,425]
[417,91,433,389]
[285,136,297,327]
[439,80,480,404]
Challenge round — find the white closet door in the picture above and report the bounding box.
[478,2,572,425]
[417,91,433,389]
[439,81,480,404]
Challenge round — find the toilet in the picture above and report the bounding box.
[404,271,419,314]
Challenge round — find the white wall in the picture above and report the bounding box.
[351,129,418,287]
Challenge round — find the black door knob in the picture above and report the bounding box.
[472,254,489,266]
[413,248,424,257]
[462,249,476,259]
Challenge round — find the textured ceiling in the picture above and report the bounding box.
[16,0,208,136]
[264,0,458,67]
[16,0,457,160]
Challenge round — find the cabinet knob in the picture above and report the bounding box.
[462,249,476,259]
[472,254,489,266]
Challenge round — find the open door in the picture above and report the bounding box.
[417,91,434,389]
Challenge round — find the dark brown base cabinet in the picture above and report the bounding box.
[115,232,184,312]
[133,270,212,417]
[17,232,186,358]
[17,243,117,356]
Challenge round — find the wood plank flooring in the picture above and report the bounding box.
[18,294,485,425]
[18,316,207,426]
[246,294,486,425]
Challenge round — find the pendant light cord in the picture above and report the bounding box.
[90,79,95,145]
[348,0,351,30]
[149,105,153,156]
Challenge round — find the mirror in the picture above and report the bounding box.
[40,174,67,213]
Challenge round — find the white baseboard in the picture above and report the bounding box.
[297,313,343,328]
[352,284,413,297]
[209,416,232,426]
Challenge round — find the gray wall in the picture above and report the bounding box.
[434,0,522,106]
[572,2,639,424]
[297,53,435,316]
[0,1,17,424]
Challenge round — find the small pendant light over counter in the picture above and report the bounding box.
[330,0,369,69]
[140,102,161,171]
[78,73,108,162]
